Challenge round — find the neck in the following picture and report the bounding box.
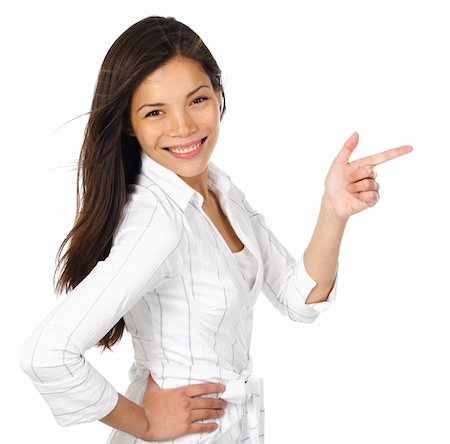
[178,166,211,205]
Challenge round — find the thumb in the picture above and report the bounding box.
[333,131,359,163]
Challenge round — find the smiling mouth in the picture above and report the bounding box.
[163,137,207,153]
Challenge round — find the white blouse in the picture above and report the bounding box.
[19,149,339,443]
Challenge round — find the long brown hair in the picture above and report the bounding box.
[53,16,226,350]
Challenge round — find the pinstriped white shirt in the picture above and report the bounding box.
[19,149,339,443]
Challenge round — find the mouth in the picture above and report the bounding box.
[162,137,207,159]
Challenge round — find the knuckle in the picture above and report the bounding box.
[181,410,191,422]
[179,387,188,397]
[181,397,191,410]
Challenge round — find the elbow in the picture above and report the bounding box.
[286,306,320,324]
[19,336,36,379]
[19,328,47,380]
[19,325,82,385]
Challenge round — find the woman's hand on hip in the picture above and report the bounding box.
[141,372,228,441]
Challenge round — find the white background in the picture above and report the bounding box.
[1,0,449,443]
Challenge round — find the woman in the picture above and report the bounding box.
[19,16,413,443]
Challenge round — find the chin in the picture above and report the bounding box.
[172,160,210,178]
[167,149,214,178]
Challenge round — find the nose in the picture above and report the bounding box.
[168,109,198,138]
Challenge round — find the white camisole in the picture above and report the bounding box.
[232,245,258,290]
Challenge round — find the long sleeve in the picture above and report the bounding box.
[19,187,183,426]
[242,194,339,323]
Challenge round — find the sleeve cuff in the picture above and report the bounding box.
[32,363,120,427]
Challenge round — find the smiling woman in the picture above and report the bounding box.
[18,14,342,444]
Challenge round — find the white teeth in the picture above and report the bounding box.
[169,141,202,154]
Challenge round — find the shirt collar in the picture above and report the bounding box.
[138,149,231,212]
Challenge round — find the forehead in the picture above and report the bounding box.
[132,57,211,100]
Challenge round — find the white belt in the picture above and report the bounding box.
[221,369,263,438]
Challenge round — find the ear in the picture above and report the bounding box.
[123,120,136,137]
[214,89,223,113]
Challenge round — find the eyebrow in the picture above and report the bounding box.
[137,85,210,112]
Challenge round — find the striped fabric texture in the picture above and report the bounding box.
[20,149,339,443]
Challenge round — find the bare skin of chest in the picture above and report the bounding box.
[202,190,244,253]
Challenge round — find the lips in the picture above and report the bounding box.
[161,137,207,159]
[163,137,207,151]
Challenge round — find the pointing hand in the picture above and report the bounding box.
[322,132,413,221]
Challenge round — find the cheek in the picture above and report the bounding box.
[204,103,221,127]
[136,125,164,145]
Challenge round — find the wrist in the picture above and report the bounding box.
[100,393,152,440]
[137,405,152,440]
[321,193,350,225]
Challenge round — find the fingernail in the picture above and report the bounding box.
[221,384,226,391]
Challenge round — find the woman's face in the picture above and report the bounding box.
[129,56,222,179]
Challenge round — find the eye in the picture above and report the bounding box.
[192,96,208,104]
[145,110,162,118]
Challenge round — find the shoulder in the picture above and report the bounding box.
[229,181,245,200]
[208,160,259,217]
[227,181,260,219]
[209,161,245,203]
[227,183,246,211]
[114,183,183,244]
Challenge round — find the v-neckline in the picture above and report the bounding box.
[232,245,247,255]
[202,190,245,254]
[197,185,260,296]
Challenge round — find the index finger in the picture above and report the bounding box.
[353,145,413,168]
[183,382,226,398]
